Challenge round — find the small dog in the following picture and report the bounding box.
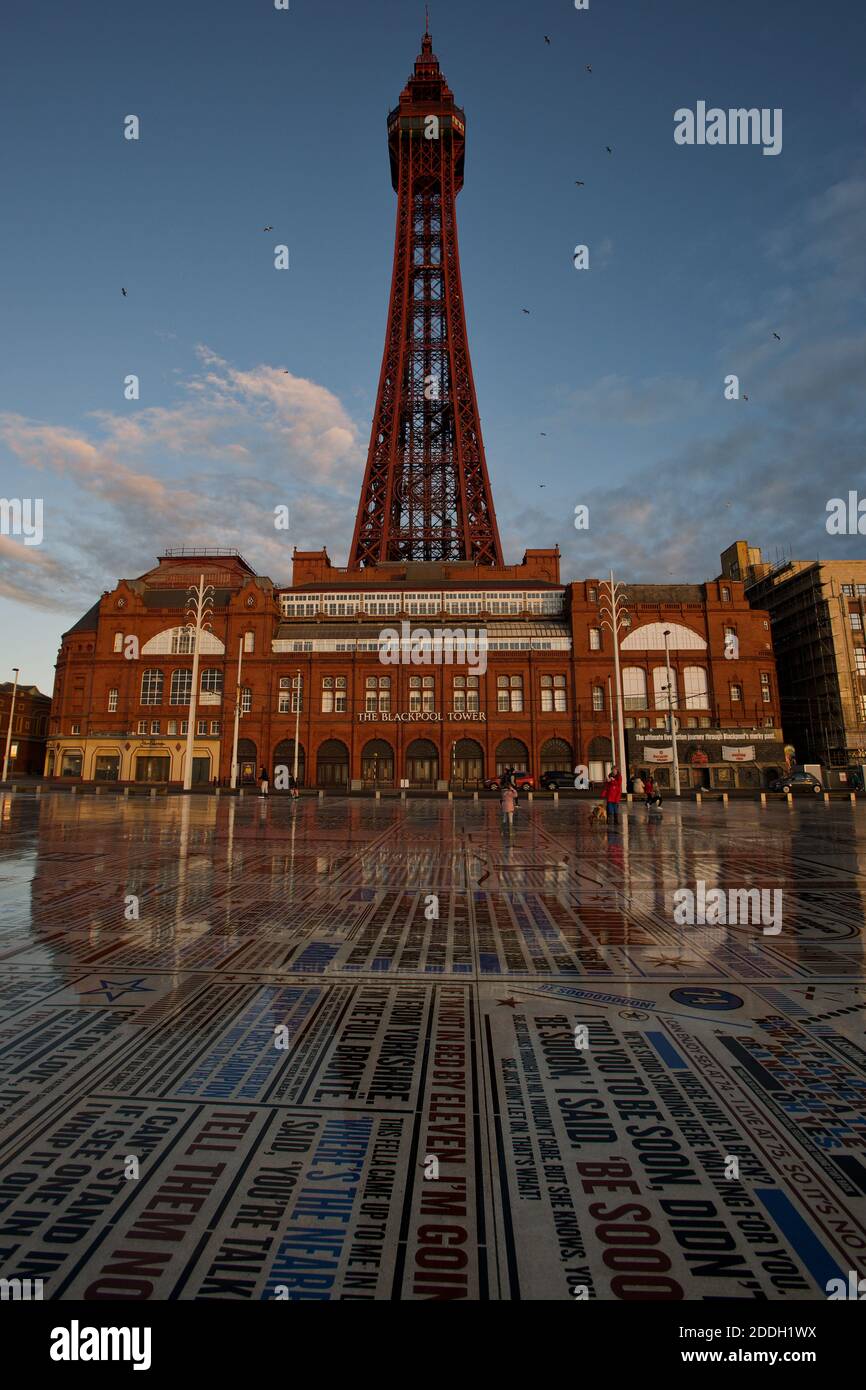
[588,803,607,826]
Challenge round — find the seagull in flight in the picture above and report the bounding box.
[522,308,531,314]
[772,331,781,340]
[544,35,551,45]
[263,225,273,231]
[540,432,547,436]
[585,65,592,73]
[121,287,127,296]
[606,146,613,154]
[743,394,749,401]
[575,180,585,186]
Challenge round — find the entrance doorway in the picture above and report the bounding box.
[406,738,439,788]
[451,738,484,789]
[273,739,304,787]
[316,739,349,789]
[362,739,394,787]
[495,738,529,780]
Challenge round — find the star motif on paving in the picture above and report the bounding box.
[82,978,154,1002]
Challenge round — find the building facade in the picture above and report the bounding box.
[0,681,51,777]
[45,551,783,790]
[721,540,866,771]
[44,35,785,791]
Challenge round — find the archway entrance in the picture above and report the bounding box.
[540,738,573,774]
[451,738,484,789]
[316,739,349,790]
[237,738,257,787]
[495,738,529,779]
[362,739,394,787]
[406,738,439,788]
[588,736,612,786]
[273,739,304,787]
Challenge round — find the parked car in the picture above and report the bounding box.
[483,771,535,791]
[540,770,578,790]
[768,769,824,794]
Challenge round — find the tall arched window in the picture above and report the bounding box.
[140,669,164,705]
[683,667,709,709]
[169,670,191,705]
[652,667,678,709]
[622,667,647,710]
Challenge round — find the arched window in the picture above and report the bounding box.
[169,669,192,705]
[653,667,678,709]
[683,667,709,709]
[622,667,647,710]
[140,669,164,705]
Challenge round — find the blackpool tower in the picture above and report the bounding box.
[349,27,503,568]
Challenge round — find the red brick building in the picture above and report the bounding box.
[44,29,784,790]
[45,548,783,791]
[0,681,51,778]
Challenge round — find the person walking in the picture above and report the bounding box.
[288,772,299,800]
[260,765,269,797]
[603,766,623,824]
[500,781,518,831]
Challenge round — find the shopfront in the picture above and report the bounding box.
[627,728,787,790]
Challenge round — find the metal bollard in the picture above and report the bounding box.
[473,791,478,801]
[760,792,766,807]
[95,786,101,796]
[318,789,324,801]
[553,791,559,803]
[851,792,856,805]
[823,792,830,803]
[786,792,793,806]
[215,787,221,797]
[447,791,452,801]
[376,790,381,800]
[695,792,702,805]
[527,791,533,803]
[35,785,42,795]
[70,785,77,795]
[401,790,406,801]
[722,793,728,807]
[124,787,130,798]
[150,788,157,800]
[626,793,633,804]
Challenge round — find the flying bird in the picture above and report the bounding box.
[544,35,551,45]
[121,287,127,296]
[743,394,749,401]
[263,225,273,231]
[773,331,781,340]
[585,64,592,73]
[540,432,547,436]
[575,180,585,186]
[522,308,531,314]
[606,146,613,154]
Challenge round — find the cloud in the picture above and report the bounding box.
[0,351,365,612]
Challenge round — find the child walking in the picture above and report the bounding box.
[500,782,518,830]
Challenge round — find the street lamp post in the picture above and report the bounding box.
[600,571,629,783]
[183,575,215,792]
[662,628,681,795]
[607,676,616,780]
[230,636,243,790]
[292,669,301,784]
[2,667,20,783]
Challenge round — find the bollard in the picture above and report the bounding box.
[376,790,381,801]
[760,792,766,807]
[626,793,633,804]
[695,792,702,805]
[823,792,830,803]
[124,787,130,798]
[150,788,157,800]
[527,791,533,803]
[318,789,324,801]
[35,785,42,795]
[553,791,559,803]
[851,792,856,805]
[95,786,101,796]
[70,785,77,795]
[401,790,406,802]
[722,792,728,807]
[786,792,793,806]
[473,791,478,802]
[215,787,221,798]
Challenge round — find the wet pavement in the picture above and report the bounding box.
[0,790,864,1300]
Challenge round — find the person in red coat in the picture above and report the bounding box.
[603,767,622,823]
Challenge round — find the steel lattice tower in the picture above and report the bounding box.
[349,28,503,568]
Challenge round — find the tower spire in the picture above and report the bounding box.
[349,33,503,567]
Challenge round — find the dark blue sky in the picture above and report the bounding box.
[2,0,865,690]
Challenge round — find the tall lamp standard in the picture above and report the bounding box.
[2,667,20,783]
[183,575,215,792]
[662,628,681,796]
[292,670,302,785]
[607,676,616,780]
[230,636,243,791]
[600,571,629,784]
